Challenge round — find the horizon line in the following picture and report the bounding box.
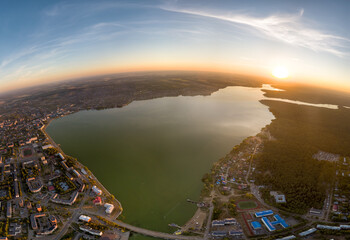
[0,69,349,97]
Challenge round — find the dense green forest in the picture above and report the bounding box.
[255,100,350,213]
[264,83,350,106]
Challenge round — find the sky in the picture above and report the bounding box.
[0,0,349,92]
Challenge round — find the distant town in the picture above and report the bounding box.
[0,75,350,240]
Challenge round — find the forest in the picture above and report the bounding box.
[255,99,350,213]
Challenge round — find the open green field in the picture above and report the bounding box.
[238,201,258,210]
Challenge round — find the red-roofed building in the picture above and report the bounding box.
[93,197,102,205]
[48,186,55,192]
[333,204,338,212]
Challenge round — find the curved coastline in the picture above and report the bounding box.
[45,83,346,239]
[44,114,205,239]
[43,84,277,238]
[42,117,123,217]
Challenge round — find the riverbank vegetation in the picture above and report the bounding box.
[264,83,350,107]
[255,100,350,213]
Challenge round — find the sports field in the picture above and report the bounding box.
[238,200,258,210]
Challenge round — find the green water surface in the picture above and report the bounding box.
[46,86,274,236]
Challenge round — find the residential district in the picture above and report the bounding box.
[189,130,350,240]
[1,104,350,240]
[0,107,126,240]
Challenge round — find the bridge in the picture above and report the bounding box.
[112,219,203,240]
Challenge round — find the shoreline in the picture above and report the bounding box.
[40,84,276,236]
[42,116,123,219]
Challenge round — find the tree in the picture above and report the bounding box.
[245,193,253,199]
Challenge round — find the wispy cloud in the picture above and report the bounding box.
[160,5,350,58]
[43,1,148,18]
[0,46,39,69]
[0,19,136,85]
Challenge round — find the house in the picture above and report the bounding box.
[36,203,42,212]
[30,213,46,230]
[79,226,103,236]
[42,144,53,150]
[41,157,48,165]
[104,203,114,214]
[26,177,43,193]
[333,204,339,212]
[73,169,81,178]
[37,224,57,235]
[309,208,322,215]
[92,185,102,195]
[211,231,226,237]
[61,161,69,170]
[251,221,262,230]
[49,215,57,224]
[75,178,85,192]
[65,172,74,180]
[299,228,317,237]
[14,181,20,198]
[50,191,79,206]
[212,220,225,227]
[58,153,65,160]
[93,196,102,205]
[8,222,21,237]
[276,235,296,240]
[255,210,273,218]
[224,218,236,225]
[317,225,341,230]
[18,199,24,208]
[270,191,286,203]
[6,202,12,218]
[79,215,91,222]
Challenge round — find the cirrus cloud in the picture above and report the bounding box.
[160,5,350,58]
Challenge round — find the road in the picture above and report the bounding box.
[53,210,80,240]
[204,203,214,240]
[111,219,202,240]
[245,142,260,184]
[324,189,332,221]
[52,190,90,240]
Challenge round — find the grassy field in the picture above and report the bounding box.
[238,200,258,210]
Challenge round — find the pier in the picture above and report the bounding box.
[187,199,208,208]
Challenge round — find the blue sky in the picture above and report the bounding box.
[1,0,349,92]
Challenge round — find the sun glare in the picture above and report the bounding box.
[272,66,289,79]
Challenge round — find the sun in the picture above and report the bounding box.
[272,66,289,79]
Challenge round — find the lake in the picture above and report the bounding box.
[46,86,274,237]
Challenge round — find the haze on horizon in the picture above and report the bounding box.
[1,0,349,93]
